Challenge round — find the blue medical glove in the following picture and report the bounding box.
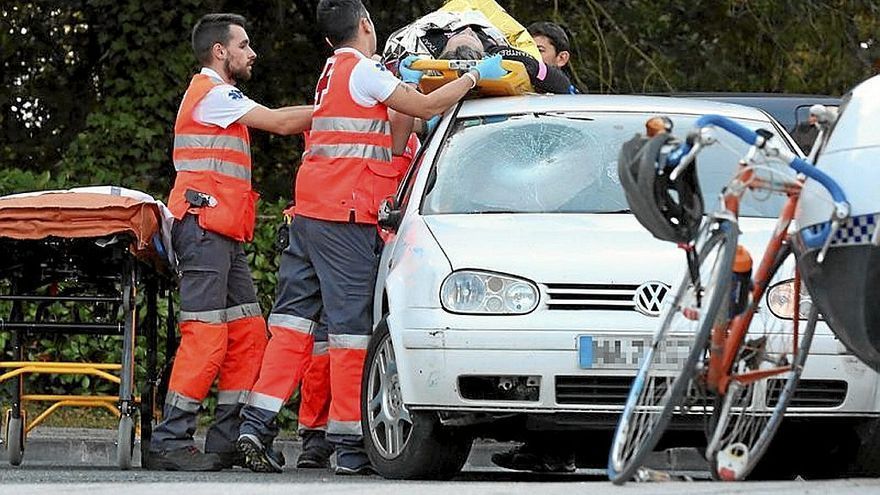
[425,115,441,134]
[400,55,425,85]
[472,54,508,81]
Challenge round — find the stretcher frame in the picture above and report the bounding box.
[0,192,176,470]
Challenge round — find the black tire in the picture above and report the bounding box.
[6,413,24,466]
[362,318,472,480]
[608,221,737,484]
[706,244,816,481]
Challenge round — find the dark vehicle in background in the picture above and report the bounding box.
[650,93,842,153]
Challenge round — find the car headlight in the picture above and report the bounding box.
[766,278,822,320]
[440,271,539,314]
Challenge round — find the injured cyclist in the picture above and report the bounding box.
[383,7,577,94]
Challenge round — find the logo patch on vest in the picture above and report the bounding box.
[227,89,244,100]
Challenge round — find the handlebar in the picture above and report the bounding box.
[664,114,850,257]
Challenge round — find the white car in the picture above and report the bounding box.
[363,95,880,479]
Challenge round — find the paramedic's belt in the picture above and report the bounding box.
[410,59,533,96]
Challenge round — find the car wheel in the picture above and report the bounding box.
[362,317,472,479]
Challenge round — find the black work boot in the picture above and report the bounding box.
[334,449,376,476]
[491,443,576,473]
[237,433,286,473]
[296,430,334,469]
[144,446,223,471]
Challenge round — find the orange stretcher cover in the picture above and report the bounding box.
[0,192,162,254]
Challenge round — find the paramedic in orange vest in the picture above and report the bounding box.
[292,131,419,470]
[146,13,312,472]
[236,0,507,475]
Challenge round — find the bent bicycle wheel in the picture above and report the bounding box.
[706,243,816,481]
[608,220,737,484]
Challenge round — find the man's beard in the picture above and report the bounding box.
[225,59,252,82]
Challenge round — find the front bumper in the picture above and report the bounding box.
[393,326,880,420]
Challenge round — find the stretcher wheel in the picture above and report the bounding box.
[117,415,135,470]
[5,410,25,466]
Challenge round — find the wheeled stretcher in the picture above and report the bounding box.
[0,186,177,469]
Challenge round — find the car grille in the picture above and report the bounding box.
[555,376,848,409]
[543,283,640,311]
[766,379,848,408]
[556,376,633,405]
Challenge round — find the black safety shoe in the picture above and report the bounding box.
[334,464,377,476]
[334,450,375,476]
[296,430,334,469]
[144,446,223,471]
[237,434,285,473]
[491,444,576,473]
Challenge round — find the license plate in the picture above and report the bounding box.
[578,335,693,370]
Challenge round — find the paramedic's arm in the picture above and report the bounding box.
[239,104,313,135]
[389,109,415,156]
[383,76,474,120]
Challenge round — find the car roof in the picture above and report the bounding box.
[456,94,775,122]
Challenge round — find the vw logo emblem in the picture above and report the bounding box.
[633,281,671,317]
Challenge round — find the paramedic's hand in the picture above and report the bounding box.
[400,55,425,85]
[473,54,507,81]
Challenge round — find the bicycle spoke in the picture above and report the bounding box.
[609,223,736,484]
[708,245,817,480]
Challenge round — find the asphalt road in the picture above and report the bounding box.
[2,464,880,495]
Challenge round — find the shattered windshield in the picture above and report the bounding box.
[422,112,788,217]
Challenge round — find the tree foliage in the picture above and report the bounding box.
[2,0,878,199]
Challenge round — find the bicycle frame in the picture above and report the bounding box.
[704,163,804,396]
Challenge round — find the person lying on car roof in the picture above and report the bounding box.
[383,5,577,94]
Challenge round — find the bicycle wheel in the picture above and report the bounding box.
[608,220,737,484]
[706,242,816,481]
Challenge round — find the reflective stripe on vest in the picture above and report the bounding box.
[311,117,391,135]
[174,134,251,155]
[308,143,392,162]
[175,158,252,181]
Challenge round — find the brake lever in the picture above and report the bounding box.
[670,141,702,181]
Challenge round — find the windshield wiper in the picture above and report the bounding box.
[534,112,595,122]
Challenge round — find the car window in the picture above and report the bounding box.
[422,111,790,218]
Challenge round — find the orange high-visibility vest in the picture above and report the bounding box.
[294,51,395,224]
[167,74,259,242]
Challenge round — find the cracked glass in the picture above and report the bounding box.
[422,112,789,218]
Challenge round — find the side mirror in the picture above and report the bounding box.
[378,197,402,232]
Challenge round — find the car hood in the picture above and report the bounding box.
[422,213,776,285]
